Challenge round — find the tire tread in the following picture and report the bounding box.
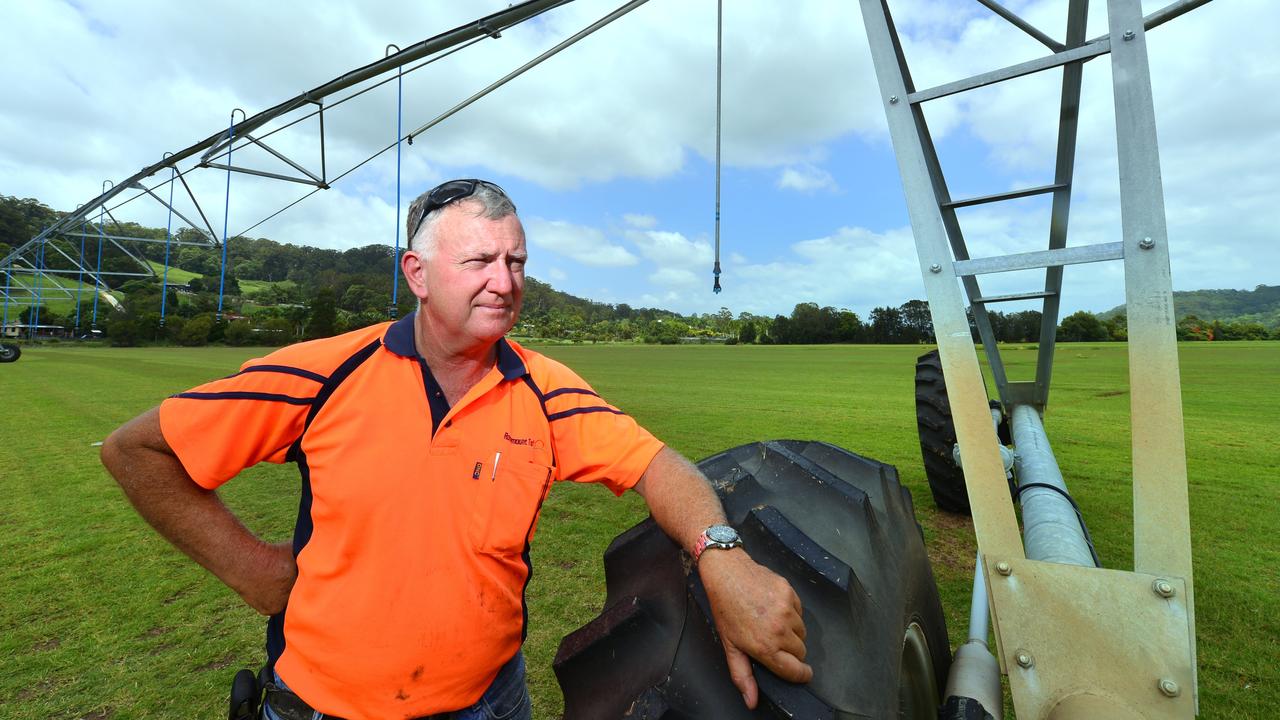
[555,440,949,719]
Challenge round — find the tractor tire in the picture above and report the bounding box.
[915,350,969,515]
[554,440,950,719]
[0,343,20,363]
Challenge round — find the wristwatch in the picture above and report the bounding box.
[693,524,742,561]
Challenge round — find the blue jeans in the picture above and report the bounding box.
[263,651,531,720]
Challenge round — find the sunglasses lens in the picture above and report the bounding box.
[428,180,478,212]
[412,180,511,239]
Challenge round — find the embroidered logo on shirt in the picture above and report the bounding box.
[472,462,483,480]
[503,432,545,449]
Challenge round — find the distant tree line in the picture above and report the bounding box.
[1054,309,1277,342]
[4,195,1278,346]
[1103,284,1280,331]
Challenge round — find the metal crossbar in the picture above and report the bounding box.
[952,242,1125,277]
[971,290,1058,305]
[860,0,1201,716]
[941,183,1068,209]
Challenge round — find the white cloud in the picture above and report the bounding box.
[638,290,686,308]
[262,190,397,251]
[0,1,889,203]
[639,224,929,317]
[524,217,637,267]
[649,267,700,288]
[777,164,838,193]
[1,0,1273,320]
[626,230,713,267]
[623,213,657,229]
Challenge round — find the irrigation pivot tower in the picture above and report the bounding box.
[860,0,1202,716]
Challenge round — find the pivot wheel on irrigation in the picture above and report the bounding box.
[554,440,950,719]
[0,343,20,363]
[914,350,1013,515]
[915,350,969,515]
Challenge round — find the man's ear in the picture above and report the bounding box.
[401,250,429,301]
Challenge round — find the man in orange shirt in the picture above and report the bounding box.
[102,180,810,720]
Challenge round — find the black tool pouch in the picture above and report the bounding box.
[228,666,266,720]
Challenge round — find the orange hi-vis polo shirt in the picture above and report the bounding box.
[158,312,664,719]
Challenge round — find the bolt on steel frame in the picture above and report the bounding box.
[859,0,1202,716]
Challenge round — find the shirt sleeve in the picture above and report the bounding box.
[541,366,665,496]
[159,353,327,489]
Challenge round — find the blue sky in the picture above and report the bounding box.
[2,0,1275,319]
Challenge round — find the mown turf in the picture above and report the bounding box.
[0,341,1274,718]
[145,260,200,286]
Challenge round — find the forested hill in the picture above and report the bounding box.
[1,193,691,344]
[0,193,664,303]
[1102,285,1280,330]
[4,193,1276,345]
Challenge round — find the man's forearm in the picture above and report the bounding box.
[107,441,267,588]
[101,407,294,614]
[632,446,726,553]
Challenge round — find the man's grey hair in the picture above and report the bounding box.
[406,182,518,257]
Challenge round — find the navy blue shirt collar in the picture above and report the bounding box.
[383,310,527,381]
[494,337,527,381]
[383,312,418,357]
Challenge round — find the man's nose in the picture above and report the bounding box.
[487,261,514,294]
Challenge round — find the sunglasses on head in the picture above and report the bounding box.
[409,179,512,241]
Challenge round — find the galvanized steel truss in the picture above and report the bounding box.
[859,0,1202,716]
[0,0,583,323]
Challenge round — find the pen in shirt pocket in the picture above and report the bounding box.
[491,451,501,481]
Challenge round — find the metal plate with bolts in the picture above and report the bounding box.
[985,557,1194,719]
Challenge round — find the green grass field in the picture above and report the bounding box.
[1,342,1275,718]
[139,262,298,300]
[144,260,200,287]
[237,279,296,296]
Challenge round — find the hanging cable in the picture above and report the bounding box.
[92,181,111,329]
[31,234,46,340]
[1,268,8,333]
[160,153,176,327]
[712,0,723,294]
[217,110,244,320]
[74,213,86,334]
[389,44,403,320]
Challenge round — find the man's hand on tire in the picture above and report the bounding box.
[698,548,812,709]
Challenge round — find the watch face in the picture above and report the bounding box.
[706,525,738,543]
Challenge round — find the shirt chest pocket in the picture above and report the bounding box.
[472,459,554,555]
